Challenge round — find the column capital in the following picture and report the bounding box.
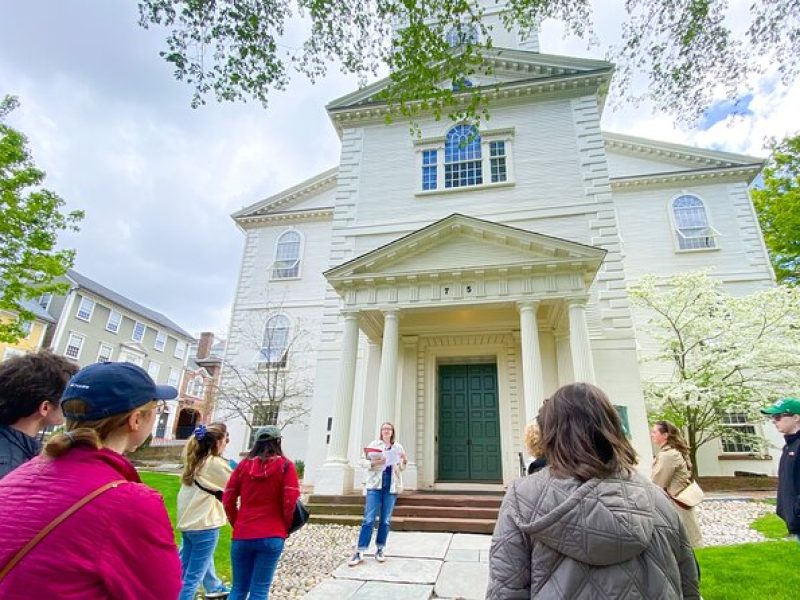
[341,309,360,321]
[517,299,540,312]
[566,295,590,307]
[382,308,401,319]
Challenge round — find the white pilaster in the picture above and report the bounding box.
[567,298,596,384]
[376,309,400,427]
[399,335,419,489]
[314,311,360,495]
[518,301,545,423]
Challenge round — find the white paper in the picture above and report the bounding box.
[383,446,401,467]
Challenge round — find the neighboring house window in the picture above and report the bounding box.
[248,403,280,446]
[422,149,438,190]
[147,361,161,381]
[672,194,718,250]
[445,23,478,47]
[76,297,95,321]
[3,348,25,361]
[97,343,114,362]
[167,367,180,388]
[174,340,187,360]
[188,375,204,398]
[119,351,144,367]
[720,412,758,453]
[154,330,167,352]
[445,124,483,188]
[489,141,507,183]
[106,310,122,333]
[20,321,33,338]
[132,321,146,342]
[272,230,302,279]
[38,293,52,311]
[65,333,85,360]
[259,314,290,365]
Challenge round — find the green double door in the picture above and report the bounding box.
[438,364,502,482]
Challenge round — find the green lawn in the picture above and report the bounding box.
[142,473,800,597]
[141,471,232,581]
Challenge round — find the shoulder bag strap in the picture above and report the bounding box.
[194,479,223,501]
[0,479,128,582]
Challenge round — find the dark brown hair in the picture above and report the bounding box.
[379,422,395,445]
[181,422,228,485]
[654,420,692,470]
[0,350,78,425]
[539,382,637,481]
[248,436,284,459]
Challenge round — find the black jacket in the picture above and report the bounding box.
[776,430,800,534]
[0,425,40,480]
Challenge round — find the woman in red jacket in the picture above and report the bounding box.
[0,361,182,599]
[223,425,300,600]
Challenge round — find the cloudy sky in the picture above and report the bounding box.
[2,1,798,337]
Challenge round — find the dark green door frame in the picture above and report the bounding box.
[438,363,502,482]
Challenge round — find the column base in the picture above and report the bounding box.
[313,461,355,496]
[401,463,418,491]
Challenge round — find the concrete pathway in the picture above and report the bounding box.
[302,532,491,600]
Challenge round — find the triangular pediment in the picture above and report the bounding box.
[327,48,612,111]
[325,214,606,284]
[232,168,338,222]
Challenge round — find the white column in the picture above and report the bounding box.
[568,298,596,384]
[554,329,573,386]
[314,311,360,495]
[518,301,546,423]
[376,310,400,427]
[399,335,419,489]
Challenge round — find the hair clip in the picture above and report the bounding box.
[193,424,208,440]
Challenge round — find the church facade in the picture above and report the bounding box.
[223,10,777,493]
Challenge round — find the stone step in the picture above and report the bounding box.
[309,513,497,534]
[398,494,503,508]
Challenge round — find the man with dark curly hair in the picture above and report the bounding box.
[0,350,78,478]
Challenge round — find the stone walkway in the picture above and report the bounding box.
[303,532,490,600]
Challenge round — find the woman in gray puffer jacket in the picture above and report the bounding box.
[487,383,700,599]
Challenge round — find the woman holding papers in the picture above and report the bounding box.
[348,422,407,566]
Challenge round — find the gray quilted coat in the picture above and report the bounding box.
[486,469,700,599]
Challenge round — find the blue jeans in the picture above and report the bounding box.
[357,487,398,551]
[178,528,225,600]
[229,537,285,600]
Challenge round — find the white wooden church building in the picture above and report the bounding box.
[223,5,778,493]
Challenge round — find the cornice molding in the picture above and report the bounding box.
[237,208,335,227]
[610,164,762,189]
[231,169,338,221]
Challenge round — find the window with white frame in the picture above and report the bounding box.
[672,194,719,250]
[418,126,513,193]
[445,23,479,47]
[76,297,95,321]
[20,320,33,338]
[131,321,146,343]
[65,333,85,360]
[96,343,114,362]
[3,348,25,361]
[174,340,187,360]
[248,403,280,446]
[154,330,167,352]
[167,368,180,388]
[38,293,52,311]
[272,230,302,279]
[187,375,204,398]
[119,351,144,367]
[259,314,290,365]
[147,361,161,381]
[720,412,759,453]
[106,310,122,333]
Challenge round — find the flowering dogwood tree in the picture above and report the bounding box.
[629,271,800,476]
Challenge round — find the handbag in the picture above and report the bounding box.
[282,459,310,535]
[672,480,704,509]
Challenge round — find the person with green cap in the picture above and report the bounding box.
[760,397,800,540]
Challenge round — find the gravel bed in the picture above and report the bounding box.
[263,500,775,598]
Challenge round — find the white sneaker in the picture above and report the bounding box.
[375,549,386,563]
[347,552,363,567]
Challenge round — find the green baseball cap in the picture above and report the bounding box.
[760,397,800,416]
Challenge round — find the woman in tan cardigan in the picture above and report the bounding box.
[651,420,703,546]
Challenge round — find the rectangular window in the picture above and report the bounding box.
[97,343,114,362]
[106,310,122,333]
[720,412,758,453]
[38,293,53,310]
[119,351,144,367]
[20,320,33,338]
[154,331,167,352]
[76,297,95,321]
[132,321,146,342]
[445,160,483,188]
[248,404,280,446]
[174,340,187,360]
[167,368,180,388]
[147,361,161,381]
[490,141,507,183]
[65,333,85,360]
[422,150,437,190]
[3,348,25,361]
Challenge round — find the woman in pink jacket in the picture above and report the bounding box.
[0,361,182,599]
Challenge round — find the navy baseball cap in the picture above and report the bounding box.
[61,362,177,420]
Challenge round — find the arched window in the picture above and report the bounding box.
[672,195,718,250]
[188,375,204,398]
[272,230,302,279]
[445,125,483,188]
[446,24,479,47]
[259,314,290,365]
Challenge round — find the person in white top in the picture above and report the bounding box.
[348,422,407,567]
[176,422,233,600]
